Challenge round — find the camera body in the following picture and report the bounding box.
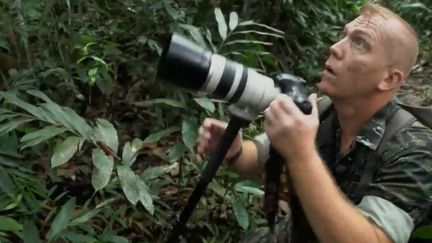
[157,33,311,115]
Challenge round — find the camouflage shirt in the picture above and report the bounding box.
[250,100,432,243]
[316,100,432,242]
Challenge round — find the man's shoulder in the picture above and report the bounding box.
[381,119,432,163]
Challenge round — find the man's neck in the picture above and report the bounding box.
[331,96,389,153]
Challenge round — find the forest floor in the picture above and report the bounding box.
[398,61,432,106]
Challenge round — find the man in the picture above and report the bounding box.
[197,3,432,243]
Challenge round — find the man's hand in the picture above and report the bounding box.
[197,118,243,160]
[264,93,319,162]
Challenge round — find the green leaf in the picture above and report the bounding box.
[224,40,274,46]
[178,24,208,48]
[0,216,22,232]
[141,165,167,180]
[231,30,284,39]
[94,119,118,153]
[48,197,76,241]
[88,68,98,86]
[61,231,97,242]
[69,199,114,226]
[20,126,67,149]
[121,138,143,166]
[117,165,139,205]
[193,98,215,113]
[0,91,44,120]
[23,220,41,243]
[143,126,179,144]
[62,107,93,138]
[0,118,34,136]
[168,143,187,162]
[238,20,285,34]
[229,196,249,230]
[51,136,83,168]
[413,225,432,239]
[209,181,227,198]
[136,176,154,215]
[91,148,114,191]
[182,119,198,152]
[214,8,228,40]
[234,180,264,196]
[229,12,239,31]
[132,98,187,109]
[0,113,20,122]
[0,170,14,193]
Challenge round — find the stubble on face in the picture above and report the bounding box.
[317,14,392,99]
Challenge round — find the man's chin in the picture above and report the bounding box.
[316,80,329,95]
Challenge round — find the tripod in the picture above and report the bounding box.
[166,105,256,242]
[166,74,312,242]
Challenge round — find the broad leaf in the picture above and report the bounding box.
[69,199,114,226]
[117,165,139,205]
[234,180,264,196]
[121,138,143,166]
[209,181,227,198]
[229,12,239,31]
[61,232,97,242]
[143,126,179,144]
[94,119,118,153]
[229,196,249,230]
[182,119,198,152]
[0,91,44,120]
[0,113,20,122]
[51,136,84,168]
[141,165,167,180]
[136,176,154,215]
[224,40,274,46]
[91,148,114,191]
[179,24,208,48]
[0,170,14,193]
[133,98,187,109]
[0,216,22,232]
[23,220,42,243]
[20,126,67,149]
[48,197,76,241]
[62,107,93,138]
[214,8,228,40]
[232,30,284,39]
[168,143,187,162]
[193,98,215,113]
[0,118,34,136]
[238,20,285,34]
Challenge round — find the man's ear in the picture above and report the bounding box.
[378,68,404,91]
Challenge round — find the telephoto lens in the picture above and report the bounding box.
[157,33,279,112]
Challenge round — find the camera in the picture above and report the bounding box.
[157,33,312,241]
[157,33,311,113]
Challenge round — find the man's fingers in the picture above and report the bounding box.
[308,93,319,118]
[278,95,303,117]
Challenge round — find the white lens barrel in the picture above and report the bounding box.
[202,53,279,112]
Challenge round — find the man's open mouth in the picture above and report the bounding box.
[325,64,336,76]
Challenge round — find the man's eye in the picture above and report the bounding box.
[352,38,367,49]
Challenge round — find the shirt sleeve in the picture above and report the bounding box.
[251,133,270,165]
[356,196,414,243]
[361,122,432,241]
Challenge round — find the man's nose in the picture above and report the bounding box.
[329,39,344,59]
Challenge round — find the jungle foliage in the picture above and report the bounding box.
[0,0,431,242]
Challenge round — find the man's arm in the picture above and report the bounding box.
[287,148,392,243]
[264,94,393,243]
[226,140,263,179]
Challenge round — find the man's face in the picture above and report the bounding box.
[317,15,393,99]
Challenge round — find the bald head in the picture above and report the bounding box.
[359,4,419,80]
